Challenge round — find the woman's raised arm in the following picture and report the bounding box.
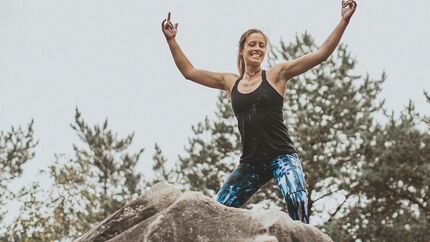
[272,0,357,82]
[162,12,235,90]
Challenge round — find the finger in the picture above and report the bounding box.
[345,1,356,10]
[161,19,166,29]
[167,12,171,22]
[175,23,179,30]
[343,0,352,7]
[167,22,174,30]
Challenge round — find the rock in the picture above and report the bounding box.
[75,183,333,242]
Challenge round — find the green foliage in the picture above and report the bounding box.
[152,142,178,184]
[3,182,62,241]
[324,102,430,241]
[4,108,145,241]
[0,121,37,225]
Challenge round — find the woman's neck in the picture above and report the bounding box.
[244,65,262,79]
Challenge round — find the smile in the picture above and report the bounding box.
[250,52,263,57]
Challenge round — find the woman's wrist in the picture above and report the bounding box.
[166,36,176,42]
[341,18,350,25]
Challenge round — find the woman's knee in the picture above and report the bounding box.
[286,190,308,207]
[215,188,242,207]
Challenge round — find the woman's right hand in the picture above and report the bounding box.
[161,12,178,41]
[341,0,357,22]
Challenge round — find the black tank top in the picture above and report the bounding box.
[231,70,297,164]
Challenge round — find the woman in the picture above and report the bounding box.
[161,0,357,224]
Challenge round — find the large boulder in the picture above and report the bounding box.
[75,183,333,242]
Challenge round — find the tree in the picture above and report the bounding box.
[152,142,178,185]
[4,109,145,241]
[324,99,430,241]
[0,121,37,226]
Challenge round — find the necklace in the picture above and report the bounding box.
[244,68,261,78]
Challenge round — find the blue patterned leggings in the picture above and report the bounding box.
[216,153,309,223]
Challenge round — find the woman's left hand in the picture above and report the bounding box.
[341,0,357,22]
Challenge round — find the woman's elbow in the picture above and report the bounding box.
[182,68,195,80]
[183,73,192,80]
[315,51,329,62]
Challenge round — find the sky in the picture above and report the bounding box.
[1,0,430,221]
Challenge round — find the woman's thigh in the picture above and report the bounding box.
[271,153,307,196]
[271,153,309,223]
[216,163,271,208]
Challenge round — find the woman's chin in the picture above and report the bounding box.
[246,59,263,66]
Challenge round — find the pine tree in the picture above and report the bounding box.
[0,121,36,234]
[152,142,177,184]
[324,100,430,241]
[5,109,145,241]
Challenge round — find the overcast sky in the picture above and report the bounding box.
[1,0,429,219]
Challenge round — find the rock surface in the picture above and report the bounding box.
[76,183,333,242]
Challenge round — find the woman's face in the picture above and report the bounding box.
[242,33,267,66]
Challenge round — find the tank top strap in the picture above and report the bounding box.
[232,75,243,94]
[262,69,267,83]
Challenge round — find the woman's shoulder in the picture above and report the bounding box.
[223,72,241,85]
[266,65,287,84]
[224,72,240,80]
[222,72,241,96]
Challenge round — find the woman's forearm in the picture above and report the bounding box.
[166,38,194,79]
[318,19,349,60]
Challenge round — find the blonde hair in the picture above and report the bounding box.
[236,29,268,77]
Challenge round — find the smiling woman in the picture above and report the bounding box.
[161,0,357,224]
[236,29,268,79]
